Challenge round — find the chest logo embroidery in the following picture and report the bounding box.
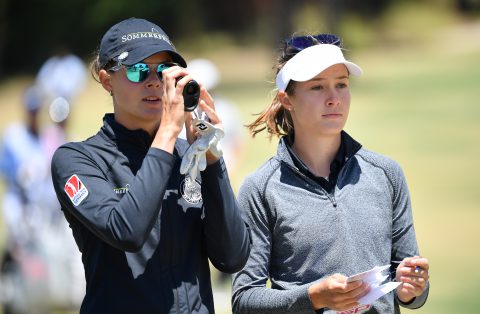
[113,184,130,194]
[64,174,89,206]
[180,176,202,204]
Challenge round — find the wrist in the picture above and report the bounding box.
[308,284,326,310]
[152,127,180,152]
[205,151,220,165]
[396,290,415,304]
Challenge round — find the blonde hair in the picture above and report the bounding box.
[89,48,116,83]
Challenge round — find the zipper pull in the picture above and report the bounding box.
[331,195,337,208]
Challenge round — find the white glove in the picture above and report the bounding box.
[180,119,224,181]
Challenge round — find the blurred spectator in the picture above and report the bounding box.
[39,97,85,314]
[0,85,51,314]
[35,47,87,312]
[36,46,87,107]
[35,48,87,310]
[0,85,46,251]
[36,45,87,149]
[0,83,85,313]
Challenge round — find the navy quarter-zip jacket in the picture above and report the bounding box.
[51,114,250,314]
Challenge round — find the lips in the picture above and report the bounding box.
[143,96,160,102]
[322,113,342,117]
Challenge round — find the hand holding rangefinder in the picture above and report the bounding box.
[178,78,200,112]
[159,62,200,112]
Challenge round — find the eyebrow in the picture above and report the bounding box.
[310,75,349,81]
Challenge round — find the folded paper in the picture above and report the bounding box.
[346,264,401,306]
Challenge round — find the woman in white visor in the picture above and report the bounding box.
[232,34,430,314]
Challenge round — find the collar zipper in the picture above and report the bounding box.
[284,162,338,208]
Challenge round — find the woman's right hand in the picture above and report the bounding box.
[152,65,193,151]
[308,274,370,311]
[159,65,192,135]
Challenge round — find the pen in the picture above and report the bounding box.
[391,261,422,273]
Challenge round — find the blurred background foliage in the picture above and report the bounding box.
[1,0,480,313]
[0,0,477,77]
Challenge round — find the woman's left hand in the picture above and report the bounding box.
[185,86,224,165]
[395,256,429,303]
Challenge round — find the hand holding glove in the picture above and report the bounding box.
[180,118,224,181]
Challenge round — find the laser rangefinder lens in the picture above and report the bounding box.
[183,80,200,112]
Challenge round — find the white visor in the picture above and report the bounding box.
[275,44,363,91]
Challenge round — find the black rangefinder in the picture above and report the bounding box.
[159,62,200,112]
[182,79,200,112]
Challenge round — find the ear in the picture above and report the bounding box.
[278,91,293,111]
[99,69,113,94]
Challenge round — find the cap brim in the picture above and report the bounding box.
[276,44,362,91]
[123,43,187,67]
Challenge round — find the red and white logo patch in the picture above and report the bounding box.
[64,174,89,206]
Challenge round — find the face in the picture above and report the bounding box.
[99,51,173,131]
[282,64,351,138]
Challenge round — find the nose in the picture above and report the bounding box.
[145,70,161,88]
[326,88,340,106]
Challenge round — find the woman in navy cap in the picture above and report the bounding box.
[50,17,250,314]
[232,34,430,313]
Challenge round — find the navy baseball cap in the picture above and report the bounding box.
[99,17,187,68]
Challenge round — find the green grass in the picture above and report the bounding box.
[1,18,480,314]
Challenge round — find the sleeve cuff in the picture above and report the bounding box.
[296,285,320,313]
[148,147,177,163]
[304,285,324,314]
[201,157,227,181]
[397,282,429,309]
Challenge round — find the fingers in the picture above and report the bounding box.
[160,65,192,93]
[398,276,428,291]
[198,152,207,171]
[156,65,189,133]
[197,87,222,125]
[396,256,429,280]
[397,281,426,301]
[349,282,370,299]
[395,256,430,301]
[199,86,216,111]
[184,112,197,144]
[401,256,429,270]
[160,65,195,115]
[411,257,429,272]
[308,274,370,311]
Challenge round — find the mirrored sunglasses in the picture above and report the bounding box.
[109,62,178,83]
[287,34,341,51]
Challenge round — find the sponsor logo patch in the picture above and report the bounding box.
[64,174,89,206]
[194,121,209,132]
[336,304,371,314]
[113,184,130,194]
[180,176,202,204]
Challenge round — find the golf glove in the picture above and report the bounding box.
[180,119,224,181]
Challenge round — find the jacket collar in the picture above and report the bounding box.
[100,113,154,149]
[277,130,362,176]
